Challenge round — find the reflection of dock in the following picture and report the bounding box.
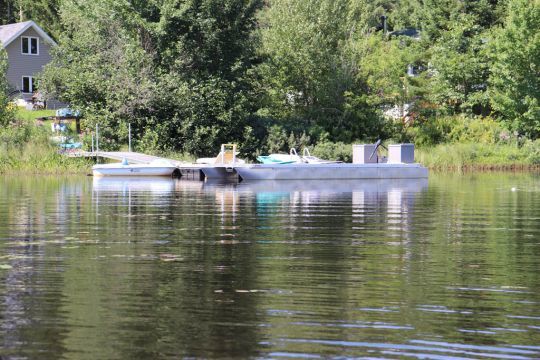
[214,178,429,194]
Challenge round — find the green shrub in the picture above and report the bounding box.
[265,125,288,153]
[402,116,510,147]
[447,116,504,144]
[523,139,540,165]
[311,141,352,162]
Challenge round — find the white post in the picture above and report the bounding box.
[128,123,132,152]
[91,134,94,153]
[96,124,99,153]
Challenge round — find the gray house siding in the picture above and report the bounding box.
[5,27,53,100]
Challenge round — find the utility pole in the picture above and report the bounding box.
[381,15,388,36]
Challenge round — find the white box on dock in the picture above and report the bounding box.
[353,144,378,164]
[388,144,415,164]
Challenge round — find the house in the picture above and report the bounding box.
[0,20,57,107]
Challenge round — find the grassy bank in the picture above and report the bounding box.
[0,143,92,174]
[0,120,92,175]
[416,142,540,171]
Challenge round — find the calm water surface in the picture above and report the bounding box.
[0,173,539,359]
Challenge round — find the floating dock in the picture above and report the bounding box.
[66,146,428,182]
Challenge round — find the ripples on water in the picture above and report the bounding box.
[0,173,539,359]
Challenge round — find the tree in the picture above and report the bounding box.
[40,0,159,149]
[0,50,13,127]
[388,0,504,117]
[356,33,425,116]
[155,0,262,79]
[0,0,62,40]
[428,14,491,115]
[258,0,384,142]
[489,0,540,137]
[41,0,264,156]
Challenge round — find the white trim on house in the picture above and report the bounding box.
[21,36,39,55]
[22,75,36,94]
[0,21,56,49]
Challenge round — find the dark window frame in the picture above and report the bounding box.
[22,76,36,93]
[21,36,39,55]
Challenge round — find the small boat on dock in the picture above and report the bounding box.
[257,149,302,164]
[92,159,179,177]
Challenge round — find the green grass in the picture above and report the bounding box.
[14,108,56,122]
[416,142,539,170]
[0,142,93,174]
[0,121,92,175]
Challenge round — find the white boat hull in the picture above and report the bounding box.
[233,163,428,181]
[93,163,178,177]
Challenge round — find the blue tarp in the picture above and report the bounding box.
[55,108,81,118]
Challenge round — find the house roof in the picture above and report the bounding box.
[0,20,57,49]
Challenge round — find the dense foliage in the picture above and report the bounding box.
[488,0,540,137]
[1,0,539,156]
[0,50,13,126]
[0,0,62,39]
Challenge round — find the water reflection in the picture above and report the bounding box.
[1,174,539,359]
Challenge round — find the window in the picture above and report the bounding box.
[22,76,36,93]
[21,36,39,55]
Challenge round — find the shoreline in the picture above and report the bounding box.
[427,164,540,172]
[2,161,540,176]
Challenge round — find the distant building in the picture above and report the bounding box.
[0,20,58,107]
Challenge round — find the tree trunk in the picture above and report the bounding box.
[18,0,23,22]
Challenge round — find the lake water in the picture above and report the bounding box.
[0,173,539,359]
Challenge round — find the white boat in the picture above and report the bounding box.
[92,159,179,177]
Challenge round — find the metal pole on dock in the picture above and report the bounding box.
[128,123,132,152]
